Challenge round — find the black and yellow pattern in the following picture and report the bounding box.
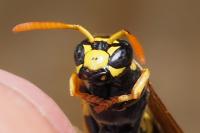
[13,21,183,133]
[74,37,133,84]
[72,37,153,132]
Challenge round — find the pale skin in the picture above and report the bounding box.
[0,69,76,133]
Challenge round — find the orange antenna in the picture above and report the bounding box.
[12,22,94,43]
[108,30,146,65]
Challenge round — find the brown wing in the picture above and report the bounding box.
[148,83,183,133]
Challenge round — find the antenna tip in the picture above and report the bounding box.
[12,23,28,33]
[12,26,18,33]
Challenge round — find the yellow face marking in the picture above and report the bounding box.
[76,64,83,73]
[107,46,120,56]
[108,66,125,77]
[130,62,137,71]
[83,45,92,53]
[94,37,119,43]
[84,50,109,71]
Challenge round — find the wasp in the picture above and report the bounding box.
[13,22,183,133]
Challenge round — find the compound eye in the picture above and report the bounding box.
[109,46,133,68]
[74,44,84,65]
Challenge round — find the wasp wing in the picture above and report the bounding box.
[147,83,183,133]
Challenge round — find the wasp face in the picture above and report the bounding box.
[74,38,133,84]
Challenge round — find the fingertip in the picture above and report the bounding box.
[0,69,76,133]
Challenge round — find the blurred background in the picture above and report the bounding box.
[0,0,200,132]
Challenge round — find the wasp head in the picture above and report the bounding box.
[74,37,133,84]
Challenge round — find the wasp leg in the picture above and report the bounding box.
[131,68,150,99]
[84,115,99,133]
[140,108,154,133]
[70,74,99,132]
[117,68,150,102]
[69,72,85,96]
[82,101,99,133]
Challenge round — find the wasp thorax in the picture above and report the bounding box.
[74,38,133,83]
